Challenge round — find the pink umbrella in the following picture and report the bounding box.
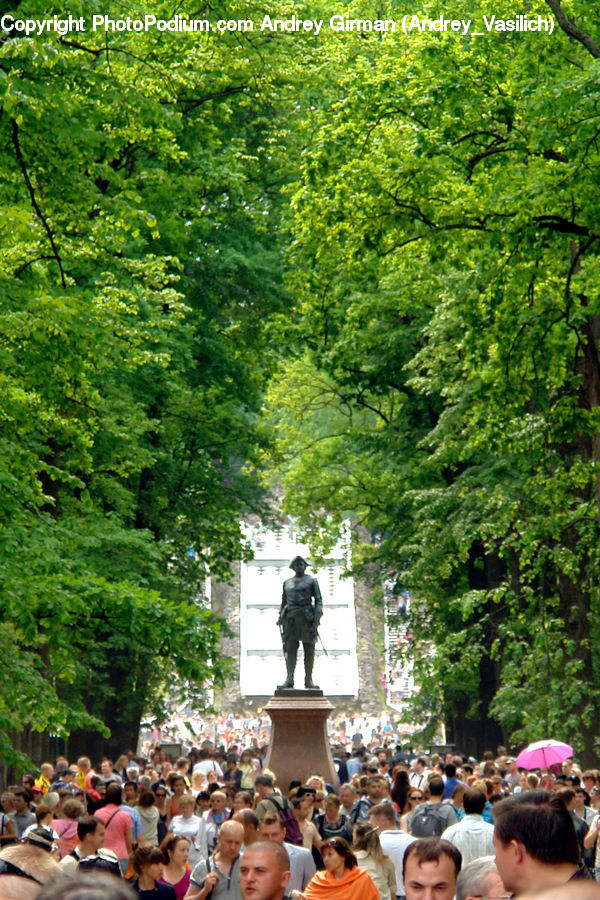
[515,739,573,770]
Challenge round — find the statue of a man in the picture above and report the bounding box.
[277,555,323,689]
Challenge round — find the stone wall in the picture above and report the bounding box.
[211,562,243,708]
[353,574,385,712]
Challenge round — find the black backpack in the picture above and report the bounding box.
[410,803,445,837]
[77,850,122,877]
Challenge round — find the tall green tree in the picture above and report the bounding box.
[0,0,294,763]
[266,0,600,760]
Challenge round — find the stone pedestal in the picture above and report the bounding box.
[263,690,338,793]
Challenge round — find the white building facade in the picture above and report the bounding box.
[239,522,360,696]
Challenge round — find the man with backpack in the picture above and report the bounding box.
[410,777,457,837]
[349,776,392,824]
[58,816,120,878]
[255,775,303,846]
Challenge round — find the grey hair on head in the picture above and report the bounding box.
[456,856,500,900]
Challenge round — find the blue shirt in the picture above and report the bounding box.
[442,777,466,800]
[121,805,144,842]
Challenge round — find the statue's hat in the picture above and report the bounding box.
[289,555,308,570]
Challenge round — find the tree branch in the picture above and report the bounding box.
[533,215,591,235]
[467,145,511,180]
[564,235,598,321]
[58,37,102,56]
[14,255,57,279]
[177,85,247,111]
[543,149,570,162]
[11,119,67,288]
[544,0,600,59]
[452,130,507,146]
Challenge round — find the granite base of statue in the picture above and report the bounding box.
[263,686,338,793]
[264,555,339,791]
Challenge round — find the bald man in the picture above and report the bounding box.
[185,819,245,900]
[233,810,260,847]
[240,841,291,900]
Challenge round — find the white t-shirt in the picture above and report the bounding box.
[170,813,202,844]
[379,829,416,895]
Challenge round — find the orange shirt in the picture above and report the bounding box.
[304,866,379,900]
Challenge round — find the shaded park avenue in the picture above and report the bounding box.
[3,0,600,790]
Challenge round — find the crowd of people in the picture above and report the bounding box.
[1,739,600,900]
[140,711,406,761]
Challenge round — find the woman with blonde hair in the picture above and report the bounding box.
[526,772,540,791]
[307,775,326,793]
[352,821,396,900]
[238,749,257,790]
[471,778,494,823]
[190,770,206,796]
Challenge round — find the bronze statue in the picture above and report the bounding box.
[277,555,323,689]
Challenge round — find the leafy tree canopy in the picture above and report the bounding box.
[265,0,600,760]
[0,0,298,764]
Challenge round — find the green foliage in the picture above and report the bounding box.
[264,0,600,759]
[0,0,292,762]
[5,0,600,763]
